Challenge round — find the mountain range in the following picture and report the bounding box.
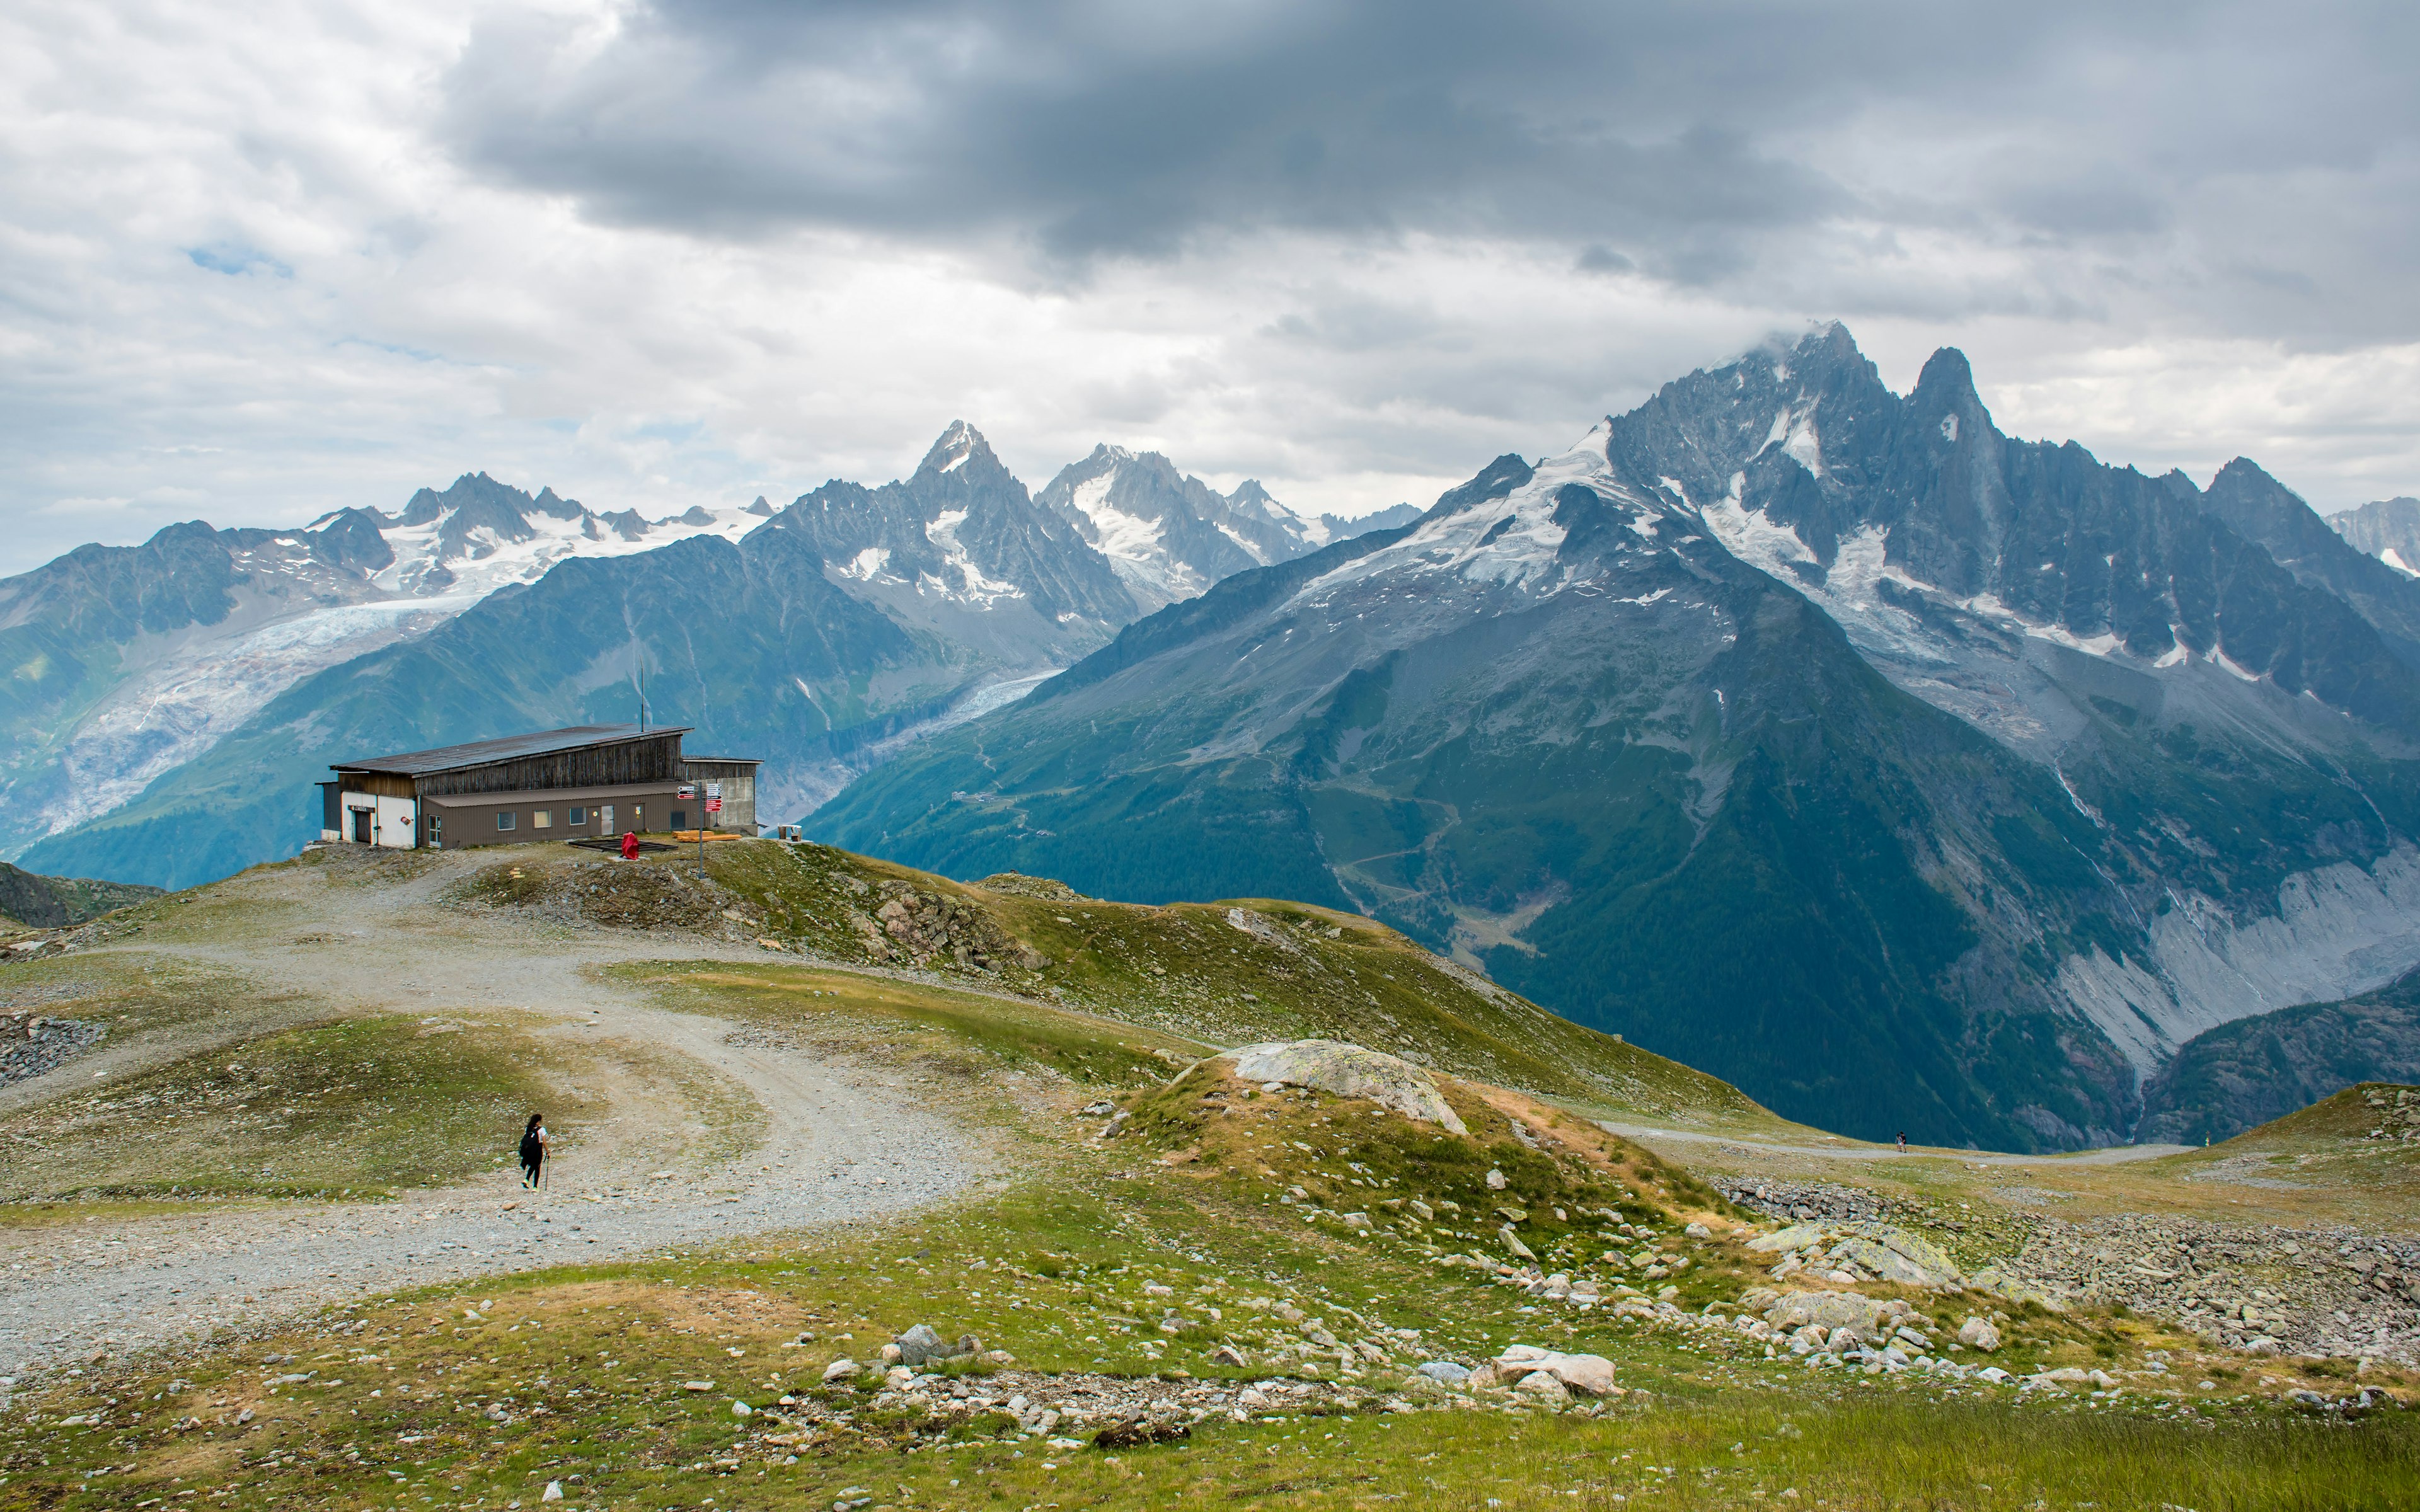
[2329,496,2420,578]
[3,430,1388,889]
[810,324,2420,1151]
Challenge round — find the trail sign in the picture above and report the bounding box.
[706,797,723,813]
[677,784,697,799]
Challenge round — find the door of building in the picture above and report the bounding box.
[349,807,373,844]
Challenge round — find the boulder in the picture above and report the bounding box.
[1956,1317,2001,1352]
[1746,1223,1829,1255]
[1492,1345,1616,1396]
[1417,1361,1472,1385]
[821,1358,860,1382]
[1826,1237,1951,1288]
[894,1324,948,1367]
[1765,1291,1906,1336]
[1223,1041,1468,1133]
[1968,1266,2066,1312]
[1514,1370,1570,1404]
[1498,1224,1537,1261]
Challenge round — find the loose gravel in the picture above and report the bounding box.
[0,850,997,1395]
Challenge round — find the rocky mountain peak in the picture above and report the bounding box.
[916,420,1005,481]
[1910,346,1983,420]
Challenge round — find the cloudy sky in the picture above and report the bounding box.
[4,0,2416,575]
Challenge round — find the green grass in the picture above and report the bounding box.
[0,1014,565,1202]
[619,960,1195,1092]
[6,1171,2412,1512]
[550,837,1789,1132]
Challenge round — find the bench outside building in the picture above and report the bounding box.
[317,725,761,852]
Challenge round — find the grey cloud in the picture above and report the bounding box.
[437,0,2420,338]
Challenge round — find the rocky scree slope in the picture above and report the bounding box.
[813,327,2420,1153]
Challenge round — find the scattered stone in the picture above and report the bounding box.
[1417,1361,1470,1385]
[821,1359,858,1383]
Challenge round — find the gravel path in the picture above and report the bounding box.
[1598,1121,2192,1166]
[0,850,997,1392]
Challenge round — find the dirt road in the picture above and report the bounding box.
[1597,1121,2192,1167]
[0,850,995,1392]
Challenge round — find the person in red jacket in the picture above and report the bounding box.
[620,830,640,861]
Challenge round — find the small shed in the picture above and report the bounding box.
[318,724,760,851]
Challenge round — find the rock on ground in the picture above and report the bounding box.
[1223,1040,1468,1133]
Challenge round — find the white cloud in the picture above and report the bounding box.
[1,0,2415,576]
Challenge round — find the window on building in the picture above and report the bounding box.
[497,812,517,831]
[533,810,553,828]
[568,807,586,827]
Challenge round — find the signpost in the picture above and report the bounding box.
[677,784,701,878]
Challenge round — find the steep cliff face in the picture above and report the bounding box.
[814,327,2420,1149]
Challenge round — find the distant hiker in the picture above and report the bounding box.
[1895,1131,1908,1155]
[620,830,639,861]
[520,1113,551,1188]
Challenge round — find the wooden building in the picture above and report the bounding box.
[318,725,762,851]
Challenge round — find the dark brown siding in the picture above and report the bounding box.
[342,772,417,799]
[424,784,679,849]
[386,733,685,799]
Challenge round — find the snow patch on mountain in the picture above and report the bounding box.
[52,595,464,835]
[372,498,756,601]
[921,509,1026,605]
[1295,425,1633,609]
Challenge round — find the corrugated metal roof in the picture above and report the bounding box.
[331,724,691,776]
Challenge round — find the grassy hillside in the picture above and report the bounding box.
[2,847,2415,1509]
[460,837,1783,1132]
[0,859,162,933]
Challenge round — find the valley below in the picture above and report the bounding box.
[0,840,2410,1509]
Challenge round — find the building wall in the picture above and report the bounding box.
[374,793,418,849]
[678,760,760,832]
[423,784,679,849]
[323,733,752,850]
